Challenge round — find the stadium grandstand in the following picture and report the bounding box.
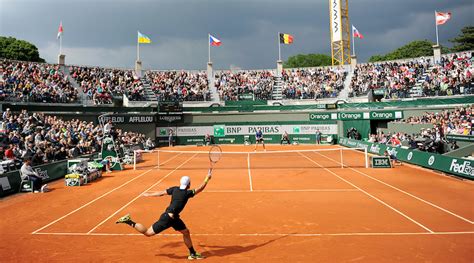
[0,0,473,262]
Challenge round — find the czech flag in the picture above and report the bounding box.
[279,33,293,44]
[138,31,152,44]
[57,22,63,39]
[436,11,451,25]
[209,34,221,46]
[352,25,364,39]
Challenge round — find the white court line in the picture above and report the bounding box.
[155,152,183,166]
[298,152,434,233]
[247,153,253,191]
[86,153,198,234]
[205,189,359,193]
[32,231,474,237]
[32,169,153,234]
[314,151,474,225]
[31,154,183,234]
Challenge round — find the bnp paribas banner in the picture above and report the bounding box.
[157,124,338,137]
[339,137,473,180]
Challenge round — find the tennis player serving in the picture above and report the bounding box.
[116,146,222,260]
[254,128,266,151]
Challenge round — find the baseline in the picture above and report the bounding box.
[298,152,434,233]
[315,150,474,225]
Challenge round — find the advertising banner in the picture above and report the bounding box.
[330,0,343,42]
[339,138,473,180]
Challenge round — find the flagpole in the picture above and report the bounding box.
[59,21,62,55]
[352,27,355,56]
[208,34,211,63]
[435,11,440,45]
[278,32,281,61]
[137,32,140,61]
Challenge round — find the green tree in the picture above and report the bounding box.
[0,36,45,62]
[450,26,474,52]
[284,53,332,68]
[368,40,449,62]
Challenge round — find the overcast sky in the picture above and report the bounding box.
[0,0,472,70]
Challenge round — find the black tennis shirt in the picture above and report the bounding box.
[165,186,195,216]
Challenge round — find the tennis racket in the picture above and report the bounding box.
[208,145,222,174]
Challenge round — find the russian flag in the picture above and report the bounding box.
[209,34,221,46]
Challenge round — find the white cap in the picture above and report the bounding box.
[179,176,190,190]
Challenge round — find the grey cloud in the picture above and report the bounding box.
[0,0,472,69]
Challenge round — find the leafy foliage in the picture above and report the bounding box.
[368,40,449,62]
[0,36,45,62]
[450,26,474,52]
[283,53,332,68]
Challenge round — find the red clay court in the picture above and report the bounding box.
[1,145,473,262]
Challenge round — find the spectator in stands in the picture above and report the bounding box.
[2,110,150,170]
[350,60,429,98]
[4,144,15,160]
[1,60,78,103]
[281,68,346,100]
[70,66,145,104]
[451,141,460,150]
[2,108,11,120]
[20,158,47,193]
[146,71,210,102]
[389,135,402,147]
[215,71,273,101]
[104,120,113,135]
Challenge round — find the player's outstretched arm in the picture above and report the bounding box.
[194,170,212,196]
[143,190,167,197]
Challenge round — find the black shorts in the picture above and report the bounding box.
[152,212,187,234]
[256,138,264,142]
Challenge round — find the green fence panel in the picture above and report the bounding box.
[0,160,69,197]
[339,137,474,180]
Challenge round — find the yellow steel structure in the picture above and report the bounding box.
[329,0,351,66]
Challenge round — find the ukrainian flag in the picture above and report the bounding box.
[138,31,151,44]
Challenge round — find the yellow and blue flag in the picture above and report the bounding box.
[138,31,151,44]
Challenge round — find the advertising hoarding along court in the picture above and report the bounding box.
[158,124,338,137]
[309,111,403,121]
[339,137,473,180]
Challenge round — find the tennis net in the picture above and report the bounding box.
[132,147,369,170]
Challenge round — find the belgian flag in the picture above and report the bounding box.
[279,33,293,44]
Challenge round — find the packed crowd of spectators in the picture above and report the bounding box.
[70,66,146,104]
[370,106,472,153]
[281,68,346,99]
[1,109,148,167]
[215,71,273,101]
[420,52,473,96]
[146,71,210,101]
[1,60,78,103]
[349,59,431,98]
[401,106,472,136]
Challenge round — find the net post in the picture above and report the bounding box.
[340,148,344,168]
[364,147,369,168]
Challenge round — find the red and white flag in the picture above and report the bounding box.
[57,22,63,39]
[435,12,451,25]
[352,25,364,39]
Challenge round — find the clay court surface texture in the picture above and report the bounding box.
[1,145,473,262]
